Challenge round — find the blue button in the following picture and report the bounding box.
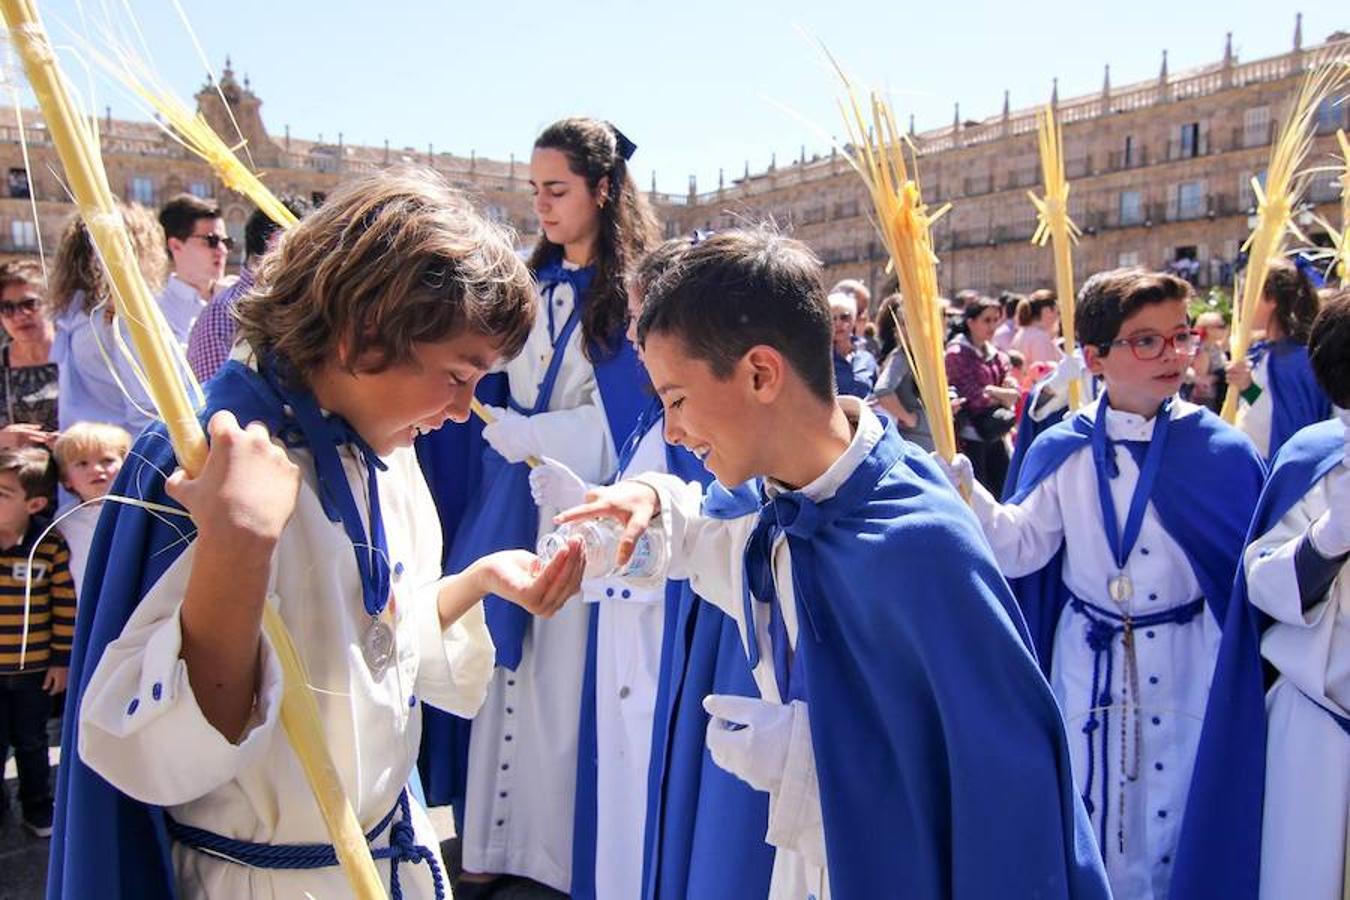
[1149,676,1159,685]
[126,698,139,715]
[151,682,162,701]
[1162,855,1172,864]
[605,588,615,598]
[621,589,631,599]
[1155,762,1164,771]
[1149,593,1158,601]
[1146,630,1156,639]
[1141,547,1150,555]
[1152,716,1161,725]
[504,734,513,742]
[1158,809,1168,819]
[408,695,417,708]
[394,561,405,578]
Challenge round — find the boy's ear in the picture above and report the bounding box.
[25,495,48,516]
[743,345,785,403]
[1083,343,1106,376]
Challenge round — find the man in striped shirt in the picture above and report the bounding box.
[0,447,75,837]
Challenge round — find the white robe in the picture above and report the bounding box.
[57,502,101,599]
[79,441,494,899]
[587,423,667,900]
[634,397,883,900]
[1244,465,1350,900]
[462,270,619,892]
[969,398,1219,900]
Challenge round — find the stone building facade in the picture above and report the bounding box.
[0,18,1345,305]
[666,17,1349,299]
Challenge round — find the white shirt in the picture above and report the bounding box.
[79,439,494,899]
[1244,465,1350,900]
[638,396,884,900]
[1237,353,1272,459]
[968,398,1219,900]
[57,502,101,598]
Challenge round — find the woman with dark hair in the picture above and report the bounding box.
[452,117,659,897]
[945,295,1018,491]
[868,293,934,450]
[1226,257,1330,459]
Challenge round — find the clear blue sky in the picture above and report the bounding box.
[22,0,1345,194]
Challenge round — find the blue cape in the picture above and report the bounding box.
[46,361,301,900]
[1005,402,1265,675]
[1261,339,1332,461]
[740,420,1109,897]
[1169,418,1345,900]
[568,419,760,900]
[639,480,777,900]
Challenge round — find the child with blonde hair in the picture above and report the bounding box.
[52,422,132,591]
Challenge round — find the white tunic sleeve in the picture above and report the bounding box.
[967,474,1067,578]
[1244,496,1329,628]
[764,700,827,868]
[78,542,286,807]
[413,590,495,718]
[635,472,753,624]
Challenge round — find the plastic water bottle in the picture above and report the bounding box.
[536,518,666,582]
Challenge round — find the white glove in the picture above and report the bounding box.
[481,405,538,464]
[1030,351,1085,422]
[1309,410,1350,557]
[931,451,974,496]
[529,456,590,510]
[703,694,795,793]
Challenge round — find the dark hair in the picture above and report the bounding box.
[1262,258,1320,344]
[236,168,535,378]
[952,288,981,311]
[1017,289,1057,327]
[960,295,1001,337]
[529,118,660,359]
[1077,268,1194,351]
[244,194,312,260]
[1308,287,1350,407]
[629,236,697,303]
[0,447,55,500]
[0,260,44,294]
[998,290,1023,318]
[158,193,222,245]
[876,292,903,359]
[637,227,834,403]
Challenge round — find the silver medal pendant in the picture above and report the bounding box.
[361,617,395,678]
[1108,573,1134,605]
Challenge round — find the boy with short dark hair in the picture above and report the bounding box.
[1173,287,1350,899]
[938,268,1265,899]
[50,169,587,900]
[0,447,74,837]
[560,227,1108,899]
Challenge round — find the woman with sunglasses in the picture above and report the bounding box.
[0,261,58,452]
[49,205,167,437]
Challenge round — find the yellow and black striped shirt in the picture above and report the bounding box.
[0,525,76,672]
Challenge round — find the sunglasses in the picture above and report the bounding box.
[188,233,236,250]
[1102,330,1200,361]
[0,297,40,318]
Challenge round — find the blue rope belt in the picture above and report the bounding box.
[1069,594,1205,857]
[166,789,445,900]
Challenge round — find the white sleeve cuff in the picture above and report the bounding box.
[79,600,283,807]
[414,586,495,718]
[1245,530,1333,628]
[764,700,827,869]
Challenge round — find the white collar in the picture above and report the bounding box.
[1083,395,1201,442]
[765,396,883,503]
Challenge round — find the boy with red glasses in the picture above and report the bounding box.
[937,268,1265,899]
